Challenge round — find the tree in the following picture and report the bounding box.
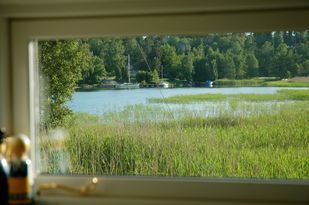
[193,58,207,83]
[295,41,309,76]
[151,69,160,83]
[245,53,259,77]
[161,44,181,80]
[283,31,295,47]
[271,43,297,78]
[253,32,272,47]
[88,39,105,56]
[39,40,91,128]
[123,38,143,72]
[244,33,256,52]
[176,38,191,54]
[297,60,309,76]
[192,44,205,60]
[100,39,126,82]
[80,55,106,85]
[256,41,274,76]
[273,31,284,48]
[179,53,194,81]
[295,41,309,66]
[136,71,152,83]
[193,58,218,83]
[152,57,162,74]
[217,52,236,79]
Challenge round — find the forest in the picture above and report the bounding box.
[40,31,309,88]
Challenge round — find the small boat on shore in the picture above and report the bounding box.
[205,80,213,88]
[115,83,140,89]
[116,54,140,89]
[158,82,169,88]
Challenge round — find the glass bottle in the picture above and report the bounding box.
[6,135,33,205]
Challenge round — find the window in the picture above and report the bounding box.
[4,1,309,204]
[36,33,309,180]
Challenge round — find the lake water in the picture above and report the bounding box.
[68,87,304,115]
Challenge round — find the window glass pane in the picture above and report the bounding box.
[36,31,309,179]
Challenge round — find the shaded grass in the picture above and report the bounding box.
[40,102,309,179]
[148,89,309,104]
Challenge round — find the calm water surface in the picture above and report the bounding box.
[68,87,304,115]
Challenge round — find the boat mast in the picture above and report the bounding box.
[128,54,131,83]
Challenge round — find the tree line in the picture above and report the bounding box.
[79,31,309,85]
[39,31,308,128]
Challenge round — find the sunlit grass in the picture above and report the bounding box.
[264,80,309,87]
[148,89,309,104]
[214,78,309,87]
[39,100,309,179]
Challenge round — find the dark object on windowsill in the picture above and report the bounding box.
[0,128,9,205]
[6,135,34,205]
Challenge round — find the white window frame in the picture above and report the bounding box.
[5,3,309,205]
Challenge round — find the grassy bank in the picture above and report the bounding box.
[214,78,272,87]
[40,100,309,179]
[263,80,309,87]
[214,77,309,87]
[148,89,309,104]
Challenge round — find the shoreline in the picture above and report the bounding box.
[76,77,309,91]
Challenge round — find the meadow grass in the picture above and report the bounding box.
[263,80,309,87]
[215,79,270,87]
[148,89,309,104]
[40,100,309,179]
[214,78,309,87]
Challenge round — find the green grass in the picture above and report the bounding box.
[39,99,309,179]
[215,79,271,87]
[148,93,228,103]
[214,77,309,87]
[263,80,309,87]
[148,89,309,104]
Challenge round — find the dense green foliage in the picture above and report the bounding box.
[83,31,308,84]
[39,40,91,128]
[58,31,309,86]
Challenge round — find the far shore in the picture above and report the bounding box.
[76,77,309,91]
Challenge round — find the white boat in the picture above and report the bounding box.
[158,82,169,88]
[116,55,140,89]
[116,83,140,89]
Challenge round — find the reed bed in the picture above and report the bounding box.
[39,91,309,179]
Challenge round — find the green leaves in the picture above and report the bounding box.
[39,40,91,129]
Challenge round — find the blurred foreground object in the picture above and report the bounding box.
[6,134,33,205]
[0,128,9,205]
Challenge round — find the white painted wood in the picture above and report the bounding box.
[0,0,308,18]
[34,176,309,204]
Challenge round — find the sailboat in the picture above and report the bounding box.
[115,55,140,89]
[136,42,169,88]
[158,65,169,88]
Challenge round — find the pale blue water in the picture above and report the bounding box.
[68,87,302,115]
